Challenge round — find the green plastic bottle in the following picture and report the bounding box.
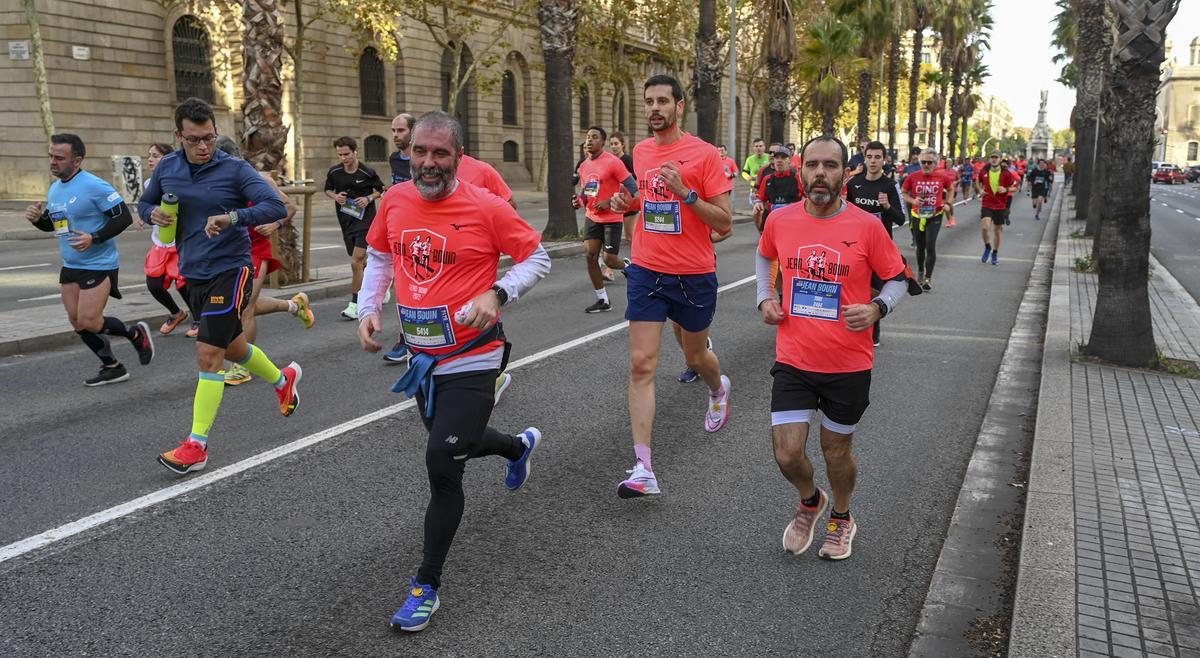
[159,192,179,244]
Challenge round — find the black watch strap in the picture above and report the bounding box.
[491,284,509,306]
[872,298,889,318]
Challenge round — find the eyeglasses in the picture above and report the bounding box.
[182,135,217,146]
[919,160,935,165]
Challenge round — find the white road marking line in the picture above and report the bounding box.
[17,293,61,302]
[0,274,758,565]
[308,245,343,251]
[0,263,51,272]
[1178,209,1186,214]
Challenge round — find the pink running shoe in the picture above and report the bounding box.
[704,374,731,432]
[782,488,829,555]
[275,362,302,416]
[818,515,858,560]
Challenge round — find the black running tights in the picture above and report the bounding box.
[146,275,183,316]
[914,217,944,277]
[414,369,524,589]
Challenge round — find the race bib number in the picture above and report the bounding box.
[49,203,70,237]
[642,200,682,234]
[789,278,842,322]
[398,305,455,348]
[916,196,938,219]
[582,179,600,198]
[339,199,365,220]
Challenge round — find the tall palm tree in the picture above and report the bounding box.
[922,69,948,150]
[833,0,893,147]
[1087,0,1180,367]
[693,0,722,143]
[958,61,988,156]
[934,0,968,154]
[907,0,937,154]
[242,0,289,174]
[886,0,909,153]
[1050,0,1080,89]
[763,0,797,143]
[538,0,580,239]
[800,15,861,136]
[947,2,991,159]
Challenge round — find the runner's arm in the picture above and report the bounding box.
[693,192,733,234]
[356,246,394,321]
[260,173,297,224]
[494,244,550,305]
[873,276,908,314]
[884,184,905,227]
[755,249,776,308]
[137,171,162,223]
[90,202,134,243]
[30,209,53,232]
[235,162,289,226]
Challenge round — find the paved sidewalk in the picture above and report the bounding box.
[1010,195,1200,657]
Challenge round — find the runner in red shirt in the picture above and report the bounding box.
[608,74,733,499]
[457,153,515,207]
[356,111,550,633]
[901,149,953,290]
[718,144,739,185]
[572,125,637,313]
[975,152,1018,266]
[757,135,908,561]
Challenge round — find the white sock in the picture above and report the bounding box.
[287,300,298,313]
[595,288,609,303]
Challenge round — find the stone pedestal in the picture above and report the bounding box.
[1028,89,1055,161]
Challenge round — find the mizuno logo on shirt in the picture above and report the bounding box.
[842,241,858,247]
[450,223,464,231]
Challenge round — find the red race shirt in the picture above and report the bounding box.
[457,155,513,203]
[367,181,541,364]
[631,133,732,275]
[577,150,629,224]
[977,165,1018,209]
[720,156,739,181]
[902,170,952,219]
[759,201,905,373]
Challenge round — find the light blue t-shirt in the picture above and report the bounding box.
[47,170,123,270]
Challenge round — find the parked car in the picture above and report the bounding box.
[1152,166,1188,184]
[1187,165,1200,183]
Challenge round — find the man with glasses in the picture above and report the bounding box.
[901,149,953,290]
[975,152,1018,266]
[139,97,301,475]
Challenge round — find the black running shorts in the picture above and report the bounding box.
[60,267,122,299]
[583,219,622,255]
[338,214,372,256]
[981,207,1010,226]
[770,362,872,426]
[187,265,253,349]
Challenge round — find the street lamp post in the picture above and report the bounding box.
[727,0,737,160]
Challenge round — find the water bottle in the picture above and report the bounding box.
[159,193,179,244]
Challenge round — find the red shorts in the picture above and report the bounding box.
[250,230,281,278]
[144,244,184,289]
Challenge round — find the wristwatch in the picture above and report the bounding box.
[227,210,240,226]
[871,298,889,318]
[491,284,509,306]
[682,189,699,205]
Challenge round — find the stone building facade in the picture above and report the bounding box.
[1156,36,1200,167]
[1,0,770,200]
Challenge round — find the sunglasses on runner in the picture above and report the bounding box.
[920,160,935,165]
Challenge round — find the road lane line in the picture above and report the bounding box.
[1178,209,1185,214]
[17,293,61,302]
[0,274,757,564]
[0,263,51,272]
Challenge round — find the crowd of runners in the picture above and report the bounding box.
[24,75,1057,633]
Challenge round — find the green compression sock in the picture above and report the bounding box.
[190,371,226,444]
[239,344,283,387]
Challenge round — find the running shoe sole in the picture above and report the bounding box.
[819,522,858,561]
[134,321,155,365]
[616,481,661,498]
[782,490,829,555]
[84,371,130,387]
[279,362,302,416]
[704,375,731,433]
[224,374,252,386]
[292,292,314,328]
[391,597,439,632]
[494,372,513,405]
[157,454,207,475]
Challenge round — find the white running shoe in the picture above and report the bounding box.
[341,302,358,320]
[617,462,661,498]
[704,374,731,432]
[494,372,513,404]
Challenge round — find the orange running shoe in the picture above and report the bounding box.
[160,310,189,335]
[157,438,208,475]
[275,362,302,416]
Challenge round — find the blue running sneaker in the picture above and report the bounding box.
[981,244,991,263]
[505,427,541,490]
[991,251,999,266]
[391,577,440,632]
[677,368,699,383]
[383,340,408,364]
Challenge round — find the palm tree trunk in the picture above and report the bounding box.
[855,70,872,147]
[1075,0,1109,234]
[887,31,901,153]
[289,0,306,180]
[242,0,289,173]
[823,109,836,137]
[22,0,54,140]
[907,27,924,155]
[767,59,790,143]
[694,0,721,143]
[1088,0,1178,367]
[937,80,949,152]
[947,64,963,159]
[538,0,580,240]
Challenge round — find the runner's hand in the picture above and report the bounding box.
[255,221,280,236]
[335,192,348,204]
[67,231,93,251]
[570,194,581,210]
[355,196,369,209]
[610,191,630,213]
[204,214,230,237]
[759,299,784,325]
[24,202,43,224]
[878,192,890,209]
[358,313,383,352]
[842,304,880,332]
[460,290,500,330]
[659,162,688,197]
[149,207,175,227]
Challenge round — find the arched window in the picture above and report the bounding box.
[172,16,215,103]
[579,84,591,130]
[364,135,388,161]
[1189,141,1199,161]
[503,141,519,162]
[613,88,626,133]
[502,71,518,126]
[359,47,386,116]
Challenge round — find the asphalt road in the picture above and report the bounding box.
[0,196,1049,656]
[1148,181,1200,302]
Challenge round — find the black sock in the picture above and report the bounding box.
[351,293,358,303]
[801,491,821,508]
[831,509,851,521]
[77,330,117,366]
[99,316,134,339]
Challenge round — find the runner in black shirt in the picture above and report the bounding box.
[389,113,414,185]
[324,136,384,319]
[845,141,906,346]
[1026,159,1053,221]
